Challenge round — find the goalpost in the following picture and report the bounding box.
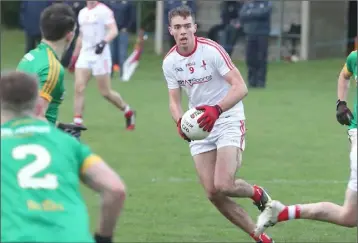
[300,1,310,61]
[154,0,164,55]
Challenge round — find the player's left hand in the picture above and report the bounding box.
[336,100,353,126]
[57,122,87,139]
[94,233,112,243]
[196,105,222,132]
[95,40,107,54]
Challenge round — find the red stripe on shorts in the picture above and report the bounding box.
[239,120,245,149]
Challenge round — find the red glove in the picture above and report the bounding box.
[196,105,222,132]
[68,55,78,73]
[177,118,192,142]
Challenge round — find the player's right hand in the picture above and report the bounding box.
[94,233,112,243]
[68,55,78,73]
[336,100,353,126]
[57,122,87,139]
[177,118,192,142]
[95,40,107,54]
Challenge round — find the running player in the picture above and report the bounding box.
[16,3,86,138]
[162,6,274,243]
[1,71,126,243]
[69,0,136,130]
[254,50,357,236]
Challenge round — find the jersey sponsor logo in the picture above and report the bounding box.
[177,75,212,87]
[1,125,50,137]
[23,53,35,62]
[175,67,184,72]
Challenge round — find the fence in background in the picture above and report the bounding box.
[151,0,356,61]
[2,0,355,61]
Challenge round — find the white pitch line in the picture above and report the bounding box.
[151,177,347,185]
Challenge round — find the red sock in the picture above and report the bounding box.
[277,205,301,222]
[124,110,133,118]
[250,232,273,243]
[251,185,263,203]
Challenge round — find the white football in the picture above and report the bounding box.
[180,108,210,141]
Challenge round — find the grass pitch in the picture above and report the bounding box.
[1,30,356,242]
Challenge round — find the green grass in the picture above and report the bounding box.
[2,30,357,242]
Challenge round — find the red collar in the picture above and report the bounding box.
[176,36,198,57]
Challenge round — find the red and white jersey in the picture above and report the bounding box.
[162,37,245,119]
[78,3,115,57]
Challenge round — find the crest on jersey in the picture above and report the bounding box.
[201,60,207,70]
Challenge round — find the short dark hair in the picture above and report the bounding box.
[40,3,76,41]
[0,71,39,113]
[168,5,194,25]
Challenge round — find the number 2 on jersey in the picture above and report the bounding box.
[12,144,58,189]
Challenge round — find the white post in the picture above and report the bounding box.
[155,0,164,55]
[277,0,285,62]
[300,1,310,60]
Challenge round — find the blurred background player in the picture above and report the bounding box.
[255,50,358,235]
[104,0,136,79]
[69,0,136,130]
[162,6,274,243]
[0,71,126,243]
[239,0,272,88]
[16,3,86,139]
[19,0,51,54]
[60,0,87,68]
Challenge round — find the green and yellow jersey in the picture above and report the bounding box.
[1,117,102,242]
[17,42,65,124]
[343,50,357,130]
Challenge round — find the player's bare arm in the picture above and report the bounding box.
[35,97,50,121]
[68,32,82,73]
[217,68,248,112]
[336,65,354,126]
[169,88,184,123]
[104,22,118,43]
[73,32,82,57]
[81,160,126,238]
[337,65,352,101]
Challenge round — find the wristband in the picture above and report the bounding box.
[215,105,223,115]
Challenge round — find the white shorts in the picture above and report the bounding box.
[348,128,357,192]
[75,53,112,76]
[189,116,246,157]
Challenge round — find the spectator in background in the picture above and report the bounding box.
[164,0,196,48]
[240,0,272,88]
[60,0,86,67]
[19,0,52,53]
[105,1,136,79]
[219,1,244,56]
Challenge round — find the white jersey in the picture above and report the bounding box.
[162,37,245,119]
[78,3,115,58]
